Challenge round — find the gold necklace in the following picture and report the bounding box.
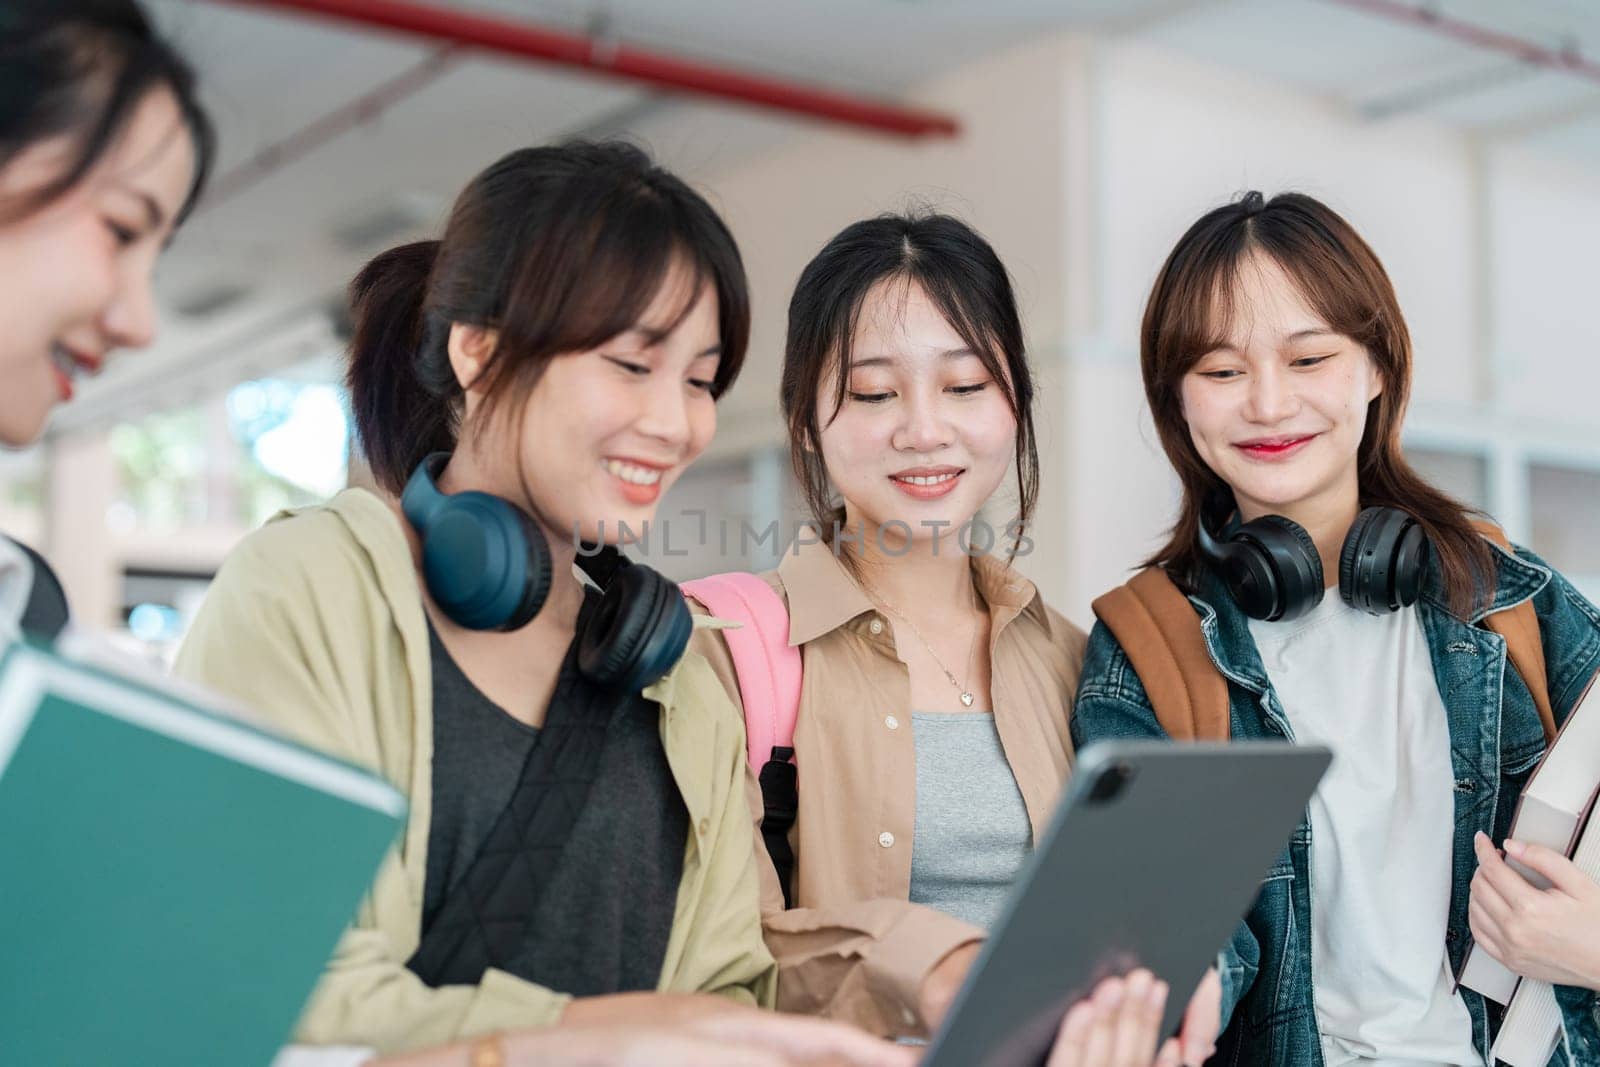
[859,574,982,708]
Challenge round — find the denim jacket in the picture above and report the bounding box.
[1070,539,1600,1066]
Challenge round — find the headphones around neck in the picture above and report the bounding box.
[400,453,693,692]
[1196,503,1430,623]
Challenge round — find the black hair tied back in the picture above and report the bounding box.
[345,240,459,491]
[0,0,216,223]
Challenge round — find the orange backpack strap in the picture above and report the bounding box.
[1091,568,1232,741]
[1472,522,1557,743]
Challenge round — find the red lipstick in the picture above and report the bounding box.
[1235,435,1317,461]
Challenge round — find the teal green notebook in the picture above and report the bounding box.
[0,638,406,1066]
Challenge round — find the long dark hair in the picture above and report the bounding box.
[346,140,751,494]
[0,0,215,223]
[1140,191,1494,615]
[782,212,1039,564]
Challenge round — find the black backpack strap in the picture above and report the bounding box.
[759,746,798,908]
[4,537,68,641]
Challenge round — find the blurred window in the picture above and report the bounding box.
[1529,461,1600,604]
[1407,445,1489,512]
[0,450,44,543]
[111,376,350,532]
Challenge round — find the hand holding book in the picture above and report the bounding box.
[1469,832,1600,991]
[1453,668,1600,1066]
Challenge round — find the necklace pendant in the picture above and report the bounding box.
[960,691,975,707]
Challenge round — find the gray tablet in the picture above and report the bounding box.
[924,739,1330,1067]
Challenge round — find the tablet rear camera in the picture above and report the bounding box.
[1088,761,1136,804]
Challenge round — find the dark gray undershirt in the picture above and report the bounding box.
[414,601,687,996]
[421,619,541,931]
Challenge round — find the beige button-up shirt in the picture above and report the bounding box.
[690,536,1086,1037]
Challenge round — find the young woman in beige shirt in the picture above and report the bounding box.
[691,213,1219,1065]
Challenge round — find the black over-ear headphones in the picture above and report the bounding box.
[1196,502,1430,622]
[400,453,693,692]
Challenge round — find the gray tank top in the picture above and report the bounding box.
[908,712,1033,930]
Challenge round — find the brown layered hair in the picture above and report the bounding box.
[1140,191,1494,616]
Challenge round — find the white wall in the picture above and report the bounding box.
[1066,39,1487,623]
[702,34,1075,412]
[692,31,1600,628]
[1095,42,1481,407]
[1487,149,1600,424]
[688,35,1081,606]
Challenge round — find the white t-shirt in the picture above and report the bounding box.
[1249,593,1480,1067]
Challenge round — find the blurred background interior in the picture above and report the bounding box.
[7,0,1598,663]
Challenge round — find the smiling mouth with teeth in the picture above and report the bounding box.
[49,343,87,400]
[50,342,100,383]
[602,459,664,486]
[894,473,958,486]
[51,343,78,380]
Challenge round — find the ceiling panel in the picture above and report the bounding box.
[156,50,650,311]
[149,1,435,171]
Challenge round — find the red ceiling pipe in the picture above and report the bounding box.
[1326,0,1600,89]
[208,0,961,138]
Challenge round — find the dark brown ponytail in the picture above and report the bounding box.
[344,240,458,493]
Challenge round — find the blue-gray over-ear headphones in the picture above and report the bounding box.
[1197,502,1430,623]
[400,453,694,692]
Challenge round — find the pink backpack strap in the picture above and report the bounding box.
[680,572,801,770]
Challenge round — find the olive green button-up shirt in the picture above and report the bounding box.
[175,489,776,1053]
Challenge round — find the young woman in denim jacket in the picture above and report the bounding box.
[1070,191,1600,1065]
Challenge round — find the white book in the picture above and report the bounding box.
[1458,668,1600,1004]
[1490,810,1600,1066]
